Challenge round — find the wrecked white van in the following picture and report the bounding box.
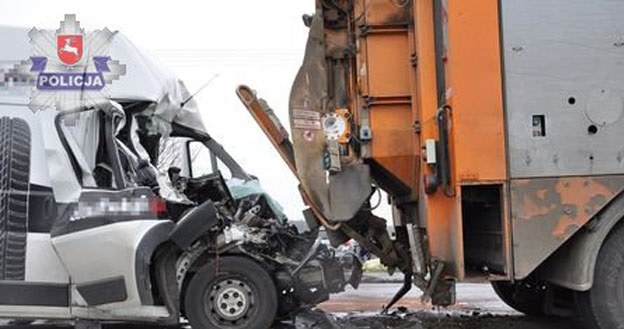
[0,28,360,329]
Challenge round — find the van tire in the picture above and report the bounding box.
[575,224,624,329]
[184,256,278,329]
[0,117,30,281]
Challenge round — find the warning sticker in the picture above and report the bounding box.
[293,119,321,130]
[292,109,321,120]
[292,109,321,130]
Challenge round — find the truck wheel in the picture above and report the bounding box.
[491,279,546,316]
[0,117,30,281]
[184,256,278,329]
[575,224,624,329]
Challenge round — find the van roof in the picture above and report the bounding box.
[0,26,206,134]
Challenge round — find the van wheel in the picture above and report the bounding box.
[184,256,278,329]
[491,279,546,316]
[0,117,30,281]
[575,224,624,329]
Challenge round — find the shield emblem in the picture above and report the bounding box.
[57,35,83,65]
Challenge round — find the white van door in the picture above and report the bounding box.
[48,107,173,321]
[50,188,172,321]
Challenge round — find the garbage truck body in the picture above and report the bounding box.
[264,1,624,327]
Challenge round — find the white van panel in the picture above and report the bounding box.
[25,233,69,283]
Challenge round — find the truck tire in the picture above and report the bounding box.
[575,224,624,329]
[184,256,278,329]
[491,279,546,316]
[0,117,30,281]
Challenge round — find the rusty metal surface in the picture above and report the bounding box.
[289,10,371,222]
[511,176,624,279]
[289,10,330,217]
[236,85,296,175]
[539,191,624,291]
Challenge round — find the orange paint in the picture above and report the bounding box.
[413,0,460,277]
[510,176,624,278]
[418,0,507,279]
[355,0,419,192]
[445,1,507,182]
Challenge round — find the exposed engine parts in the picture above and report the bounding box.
[167,169,362,316]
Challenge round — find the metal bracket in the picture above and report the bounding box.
[381,273,413,314]
[421,260,444,304]
[410,53,418,67]
[359,109,373,142]
[325,140,342,172]
[406,223,427,276]
[421,260,456,307]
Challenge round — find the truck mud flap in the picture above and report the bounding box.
[0,117,30,281]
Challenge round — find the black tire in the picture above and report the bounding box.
[184,256,278,329]
[575,224,624,329]
[0,117,30,281]
[491,279,547,316]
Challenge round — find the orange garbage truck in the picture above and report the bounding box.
[239,1,624,328]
